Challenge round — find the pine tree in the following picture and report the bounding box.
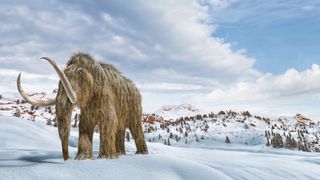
[167,138,171,146]
[175,135,179,142]
[185,131,188,137]
[271,133,283,148]
[73,114,79,127]
[46,118,52,125]
[169,132,173,139]
[225,136,231,143]
[179,127,183,134]
[53,118,57,127]
[46,106,52,114]
[126,131,130,142]
[266,139,270,146]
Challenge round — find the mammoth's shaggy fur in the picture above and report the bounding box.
[56,52,148,160]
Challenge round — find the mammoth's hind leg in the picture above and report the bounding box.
[115,128,126,156]
[129,116,148,154]
[75,113,95,160]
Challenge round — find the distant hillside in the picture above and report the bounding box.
[154,104,202,120]
[143,110,320,152]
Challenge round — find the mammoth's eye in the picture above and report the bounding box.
[76,68,84,75]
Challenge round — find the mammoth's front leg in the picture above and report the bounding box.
[57,117,71,161]
[98,107,118,159]
[75,112,95,160]
[56,97,74,161]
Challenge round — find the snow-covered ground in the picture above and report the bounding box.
[1,115,320,180]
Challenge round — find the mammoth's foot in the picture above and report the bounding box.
[116,150,126,156]
[75,153,93,160]
[97,152,119,159]
[62,153,69,161]
[136,150,148,155]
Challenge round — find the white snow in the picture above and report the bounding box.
[1,115,320,180]
[154,104,202,120]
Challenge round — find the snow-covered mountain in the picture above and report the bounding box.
[154,104,202,120]
[1,94,320,152]
[144,110,320,152]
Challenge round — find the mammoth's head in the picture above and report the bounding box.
[17,56,94,107]
[17,55,96,161]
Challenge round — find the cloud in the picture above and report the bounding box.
[0,68,59,97]
[302,5,315,11]
[211,0,320,25]
[137,82,203,92]
[202,0,234,8]
[1,0,316,74]
[0,0,256,94]
[0,0,319,118]
[192,64,320,118]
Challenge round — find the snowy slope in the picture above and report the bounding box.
[1,115,320,180]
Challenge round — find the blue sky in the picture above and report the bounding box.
[212,0,320,73]
[0,0,320,119]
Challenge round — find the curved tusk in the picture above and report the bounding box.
[41,57,77,104]
[17,73,56,107]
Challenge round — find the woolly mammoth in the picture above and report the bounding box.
[17,52,148,160]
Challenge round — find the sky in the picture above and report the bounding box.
[0,0,320,119]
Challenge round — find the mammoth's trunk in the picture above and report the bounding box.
[56,83,74,161]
